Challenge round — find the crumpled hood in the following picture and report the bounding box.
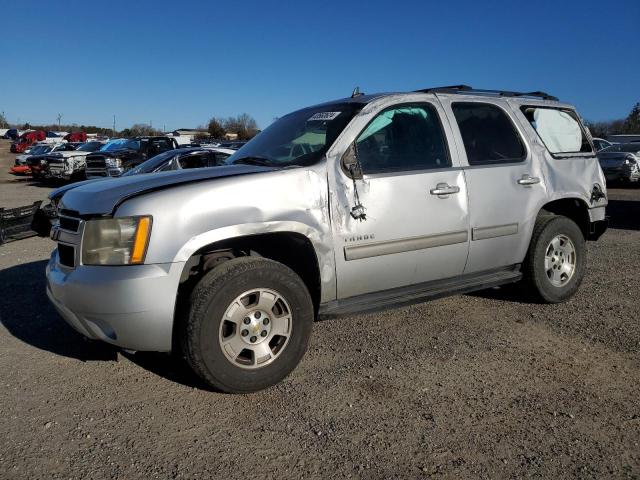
[50,150,92,158]
[57,165,275,215]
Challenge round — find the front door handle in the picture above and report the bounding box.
[430,183,460,197]
[517,174,541,186]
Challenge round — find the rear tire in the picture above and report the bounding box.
[521,215,586,303]
[183,257,314,393]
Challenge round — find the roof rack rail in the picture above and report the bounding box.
[415,85,558,101]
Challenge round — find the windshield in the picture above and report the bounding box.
[101,139,140,152]
[76,141,103,152]
[123,150,178,176]
[601,143,640,153]
[227,103,361,167]
[29,145,50,155]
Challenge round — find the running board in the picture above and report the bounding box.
[318,266,522,318]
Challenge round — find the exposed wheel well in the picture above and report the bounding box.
[539,198,590,238]
[173,232,322,351]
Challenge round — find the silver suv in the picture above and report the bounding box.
[46,85,608,393]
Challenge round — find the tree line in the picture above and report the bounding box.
[0,112,261,140]
[204,114,259,140]
[587,102,640,138]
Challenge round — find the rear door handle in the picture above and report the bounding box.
[430,183,460,197]
[517,174,541,186]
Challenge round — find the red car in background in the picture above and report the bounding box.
[63,131,87,143]
[10,130,46,153]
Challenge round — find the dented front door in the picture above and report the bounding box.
[328,98,470,299]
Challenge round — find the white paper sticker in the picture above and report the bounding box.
[308,111,341,122]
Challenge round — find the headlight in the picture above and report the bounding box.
[82,216,152,265]
[107,158,122,168]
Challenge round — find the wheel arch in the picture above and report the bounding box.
[173,228,325,345]
[537,197,591,239]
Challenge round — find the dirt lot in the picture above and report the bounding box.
[0,138,638,479]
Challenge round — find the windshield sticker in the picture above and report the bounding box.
[308,112,341,122]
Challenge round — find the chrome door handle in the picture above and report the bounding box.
[517,174,541,186]
[430,183,460,197]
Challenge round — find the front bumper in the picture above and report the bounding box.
[48,165,73,179]
[603,166,640,183]
[86,167,124,178]
[46,251,185,351]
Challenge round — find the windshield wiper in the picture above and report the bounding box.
[232,156,276,167]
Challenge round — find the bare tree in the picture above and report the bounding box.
[207,117,226,139]
[222,114,259,140]
[126,123,162,137]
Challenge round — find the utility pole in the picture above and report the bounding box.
[57,113,62,129]
[113,115,116,137]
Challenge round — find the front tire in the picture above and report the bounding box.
[183,257,314,393]
[522,215,586,303]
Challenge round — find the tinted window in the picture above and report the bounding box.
[521,106,592,155]
[601,143,640,153]
[211,152,230,166]
[452,103,526,165]
[76,142,103,152]
[179,153,209,169]
[355,104,450,174]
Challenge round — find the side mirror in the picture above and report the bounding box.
[341,143,362,179]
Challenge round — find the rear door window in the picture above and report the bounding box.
[520,106,592,156]
[452,102,526,165]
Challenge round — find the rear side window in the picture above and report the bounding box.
[210,152,230,166]
[179,153,209,169]
[355,104,450,174]
[521,106,592,156]
[452,103,526,165]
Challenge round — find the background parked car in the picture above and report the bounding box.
[217,141,247,150]
[63,131,87,143]
[25,143,80,179]
[597,143,640,184]
[10,130,46,153]
[14,143,56,166]
[44,141,105,180]
[3,128,20,140]
[84,136,179,178]
[122,147,235,176]
[592,137,612,151]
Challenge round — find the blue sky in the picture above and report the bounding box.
[1,0,638,131]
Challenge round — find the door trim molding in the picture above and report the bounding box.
[472,223,518,241]
[344,230,468,261]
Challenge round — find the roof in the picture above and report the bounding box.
[304,85,563,112]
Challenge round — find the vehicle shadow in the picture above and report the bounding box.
[606,199,640,231]
[466,283,536,305]
[121,351,216,391]
[0,259,216,389]
[0,260,118,361]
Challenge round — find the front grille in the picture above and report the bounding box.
[55,211,83,269]
[86,155,108,177]
[58,244,75,267]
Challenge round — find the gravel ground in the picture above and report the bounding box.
[0,138,639,479]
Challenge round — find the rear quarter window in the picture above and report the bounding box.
[521,106,593,156]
